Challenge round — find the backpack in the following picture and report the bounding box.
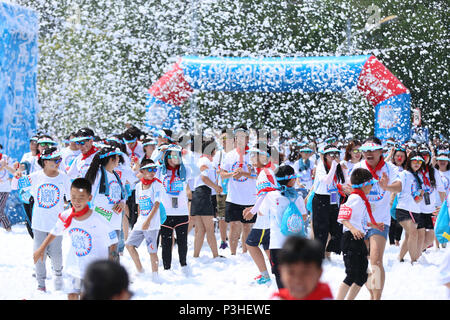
[390,194,399,220]
[159,203,167,225]
[435,200,450,244]
[280,193,307,237]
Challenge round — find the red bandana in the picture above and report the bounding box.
[421,166,431,187]
[236,146,249,168]
[365,157,385,180]
[351,188,378,226]
[140,178,161,186]
[271,283,333,300]
[167,165,179,185]
[59,205,90,229]
[81,146,98,160]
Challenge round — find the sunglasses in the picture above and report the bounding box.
[326,152,340,158]
[167,155,179,160]
[144,167,158,173]
[302,150,313,154]
[411,160,423,165]
[48,158,62,164]
[39,143,54,147]
[75,140,87,145]
[352,149,361,154]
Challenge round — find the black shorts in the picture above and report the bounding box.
[190,186,214,216]
[341,231,369,287]
[225,202,256,223]
[417,213,434,230]
[396,208,420,224]
[245,228,270,250]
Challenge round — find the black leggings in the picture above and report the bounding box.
[312,194,342,257]
[160,215,189,270]
[269,249,284,289]
[23,197,34,239]
[127,190,138,229]
[389,217,403,244]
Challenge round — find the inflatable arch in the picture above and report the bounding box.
[0,2,39,225]
[146,55,411,142]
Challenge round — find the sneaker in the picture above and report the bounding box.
[37,286,46,293]
[54,275,64,291]
[256,276,272,286]
[151,272,162,284]
[219,241,228,250]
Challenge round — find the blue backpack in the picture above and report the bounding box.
[280,193,307,237]
[159,203,167,225]
[390,194,399,220]
[435,200,450,244]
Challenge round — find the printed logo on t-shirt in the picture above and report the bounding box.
[338,205,352,220]
[231,162,250,182]
[18,176,32,189]
[107,180,122,204]
[69,227,92,257]
[138,195,154,216]
[163,176,183,196]
[95,206,113,221]
[37,183,61,208]
[367,182,386,202]
[64,154,77,167]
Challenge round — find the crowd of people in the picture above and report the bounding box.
[0,123,449,300]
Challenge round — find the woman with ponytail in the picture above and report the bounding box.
[86,146,126,262]
[156,144,192,274]
[416,144,446,255]
[311,144,350,259]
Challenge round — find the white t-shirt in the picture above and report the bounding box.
[253,167,277,230]
[395,170,422,214]
[14,170,71,232]
[52,209,118,279]
[222,149,257,206]
[157,167,191,216]
[418,168,445,213]
[437,170,450,199]
[293,158,315,190]
[20,152,40,174]
[338,194,370,234]
[60,147,81,173]
[341,160,361,179]
[354,161,399,227]
[134,181,162,231]
[91,170,125,231]
[67,151,98,180]
[126,141,144,161]
[264,190,307,249]
[194,156,217,190]
[314,160,348,196]
[0,154,12,192]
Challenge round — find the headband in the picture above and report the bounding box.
[411,156,425,162]
[142,140,157,146]
[41,151,62,160]
[140,163,160,170]
[351,178,377,189]
[322,147,341,154]
[106,137,123,144]
[158,130,174,142]
[37,139,57,145]
[123,137,137,144]
[299,148,314,153]
[436,156,450,161]
[247,148,270,158]
[275,173,300,181]
[71,136,93,142]
[359,142,383,152]
[99,150,122,159]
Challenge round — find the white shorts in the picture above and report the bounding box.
[125,229,159,254]
[65,275,82,295]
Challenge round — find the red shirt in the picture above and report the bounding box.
[271,282,333,300]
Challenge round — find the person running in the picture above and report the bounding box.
[341,139,362,176]
[311,144,350,259]
[33,178,118,300]
[416,144,446,256]
[242,143,278,286]
[0,147,14,231]
[336,168,384,300]
[85,146,127,263]
[388,144,408,247]
[157,144,192,275]
[293,144,315,199]
[126,159,162,283]
[191,137,223,259]
[219,125,257,255]
[395,151,427,263]
[67,128,99,180]
[12,147,72,292]
[60,132,81,173]
[214,128,234,250]
[354,137,401,300]
[123,129,144,165]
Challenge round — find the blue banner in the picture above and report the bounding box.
[374,93,411,143]
[144,95,180,132]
